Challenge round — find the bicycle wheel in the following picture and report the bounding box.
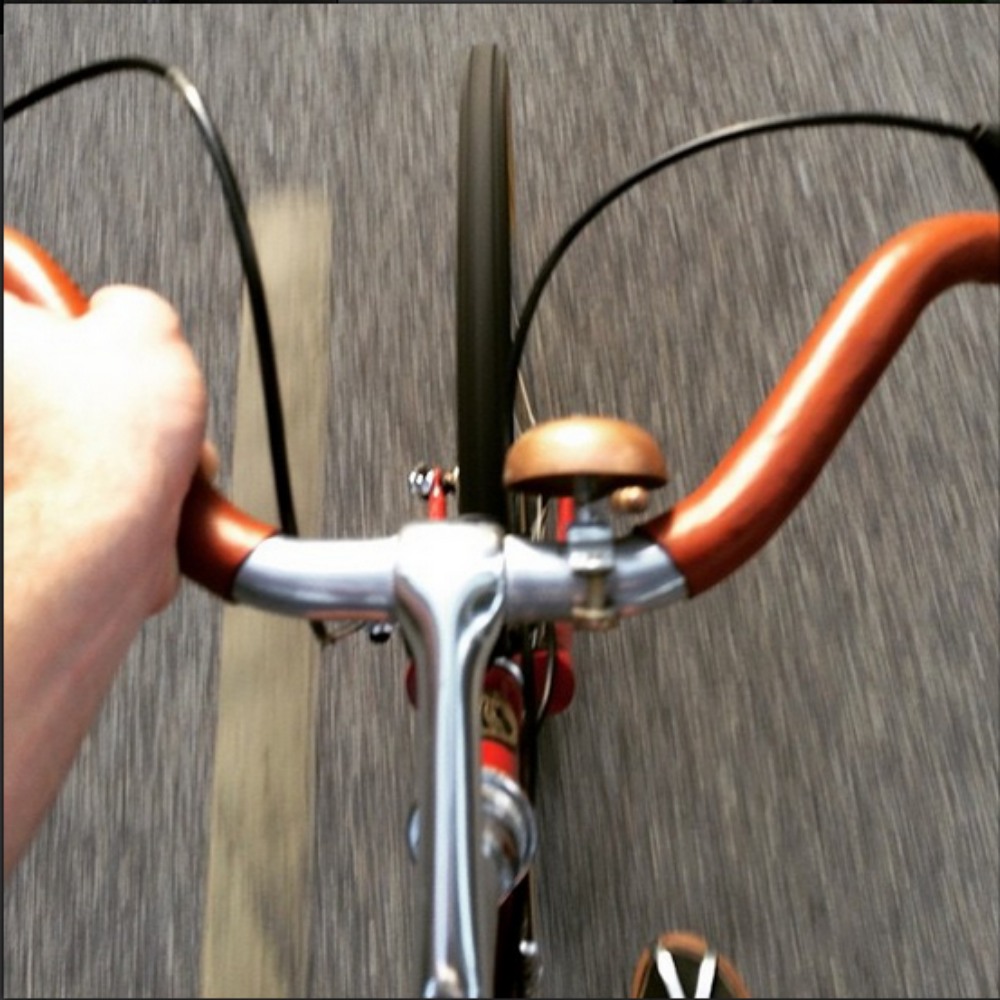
[458,44,542,998]
[457,43,513,529]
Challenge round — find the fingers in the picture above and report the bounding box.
[5,284,184,349]
[4,290,37,312]
[3,289,71,326]
[85,285,184,346]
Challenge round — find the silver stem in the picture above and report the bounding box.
[395,522,506,999]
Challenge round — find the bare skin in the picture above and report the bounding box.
[3,287,208,880]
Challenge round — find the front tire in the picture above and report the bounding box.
[456,43,513,530]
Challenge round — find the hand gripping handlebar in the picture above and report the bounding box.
[3,225,277,596]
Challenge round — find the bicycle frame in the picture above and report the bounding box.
[4,182,998,1000]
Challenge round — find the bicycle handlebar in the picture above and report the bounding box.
[4,213,998,608]
[3,226,89,317]
[640,212,999,594]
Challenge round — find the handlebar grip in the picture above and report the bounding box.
[3,226,89,317]
[3,225,278,599]
[642,212,1000,596]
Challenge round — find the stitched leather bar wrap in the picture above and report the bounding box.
[641,212,1000,596]
[3,225,278,599]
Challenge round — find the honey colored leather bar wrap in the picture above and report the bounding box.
[3,226,89,317]
[3,225,278,598]
[642,212,1000,596]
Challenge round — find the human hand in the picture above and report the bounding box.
[3,285,208,879]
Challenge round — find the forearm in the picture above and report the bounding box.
[3,496,171,880]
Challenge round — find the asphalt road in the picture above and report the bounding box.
[4,5,998,998]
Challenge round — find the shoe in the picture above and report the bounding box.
[630,930,750,998]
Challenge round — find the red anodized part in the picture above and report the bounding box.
[428,468,449,521]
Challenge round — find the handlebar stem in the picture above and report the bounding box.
[395,521,507,999]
